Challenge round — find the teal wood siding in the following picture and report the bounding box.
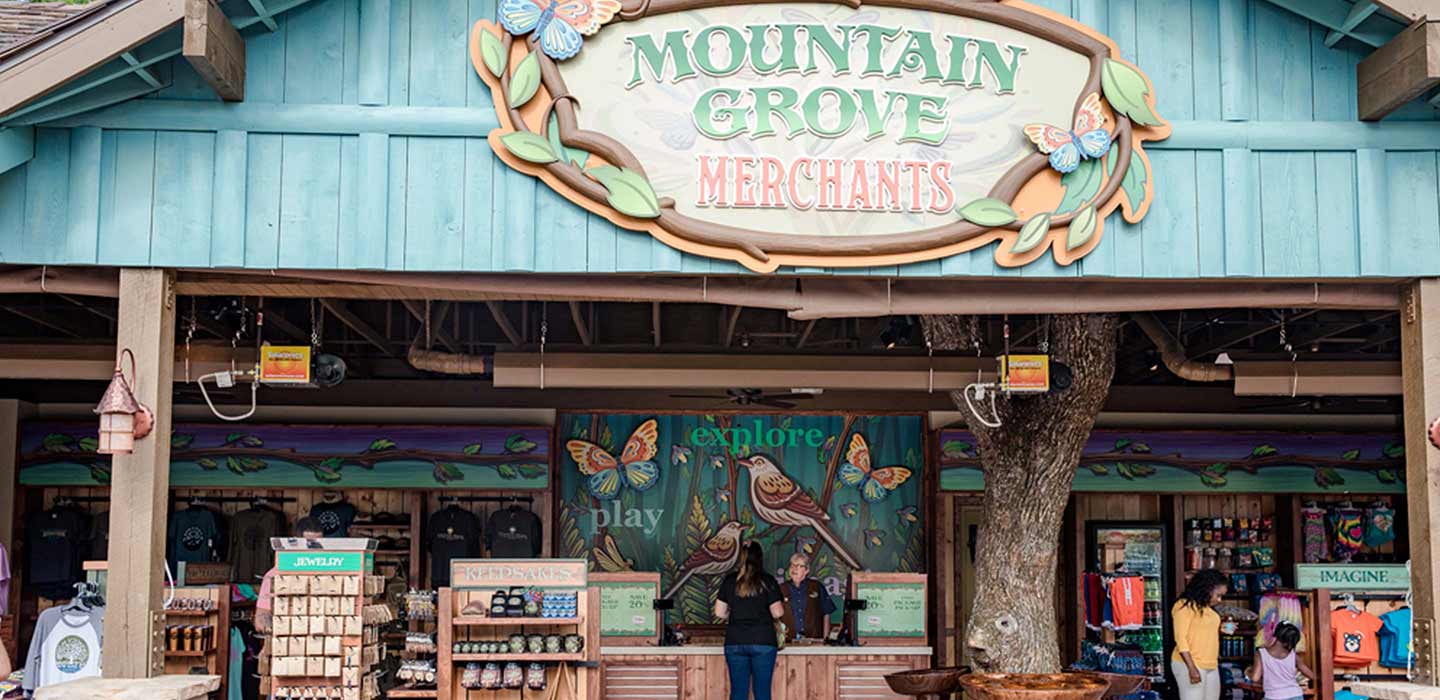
[2,0,1439,277]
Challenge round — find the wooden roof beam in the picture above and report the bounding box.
[0,304,80,338]
[651,302,661,349]
[0,126,33,176]
[399,299,461,353]
[795,319,818,349]
[242,0,279,31]
[1360,19,1440,120]
[568,301,591,346]
[723,306,742,347]
[1258,0,1400,48]
[183,0,244,102]
[258,308,308,344]
[318,299,392,356]
[1326,2,1382,47]
[485,301,523,346]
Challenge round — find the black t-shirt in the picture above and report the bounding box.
[25,507,89,591]
[428,507,481,587]
[310,501,358,537]
[168,506,224,572]
[486,507,541,558]
[230,508,286,583]
[88,511,110,561]
[719,572,784,647]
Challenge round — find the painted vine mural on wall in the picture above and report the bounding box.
[19,423,551,489]
[557,413,924,624]
[939,430,1405,494]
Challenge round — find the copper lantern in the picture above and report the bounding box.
[93,348,153,455]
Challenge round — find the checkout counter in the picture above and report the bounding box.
[594,572,931,700]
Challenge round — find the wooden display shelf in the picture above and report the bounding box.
[388,688,439,698]
[452,652,586,662]
[453,616,581,626]
[164,649,214,657]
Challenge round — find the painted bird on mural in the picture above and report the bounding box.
[663,520,747,600]
[737,454,864,571]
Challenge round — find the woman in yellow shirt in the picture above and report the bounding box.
[1172,569,1228,700]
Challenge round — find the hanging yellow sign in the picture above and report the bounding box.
[1000,354,1050,393]
[259,345,312,385]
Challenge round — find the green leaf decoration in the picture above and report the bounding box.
[1087,463,1110,476]
[1341,449,1361,461]
[1130,441,1151,454]
[1315,467,1345,488]
[497,464,520,479]
[956,197,1018,226]
[462,443,483,455]
[588,166,662,218]
[1377,469,1398,484]
[505,434,538,454]
[171,434,194,450]
[1383,442,1405,459]
[1012,213,1051,254]
[500,131,559,164]
[226,456,246,476]
[197,458,218,470]
[1121,149,1148,211]
[1057,159,1102,214]
[1066,205,1098,250]
[89,465,111,485]
[1207,462,1230,475]
[1199,470,1228,488]
[319,457,343,471]
[1116,463,1134,479]
[546,112,589,168]
[240,457,267,471]
[368,438,397,452]
[1251,444,1278,458]
[508,52,542,108]
[237,435,264,448]
[433,463,464,483]
[77,437,99,453]
[480,29,506,77]
[226,433,244,443]
[1114,439,1133,451]
[1100,59,1164,126]
[1128,463,1157,477]
[940,440,971,459]
[517,464,547,479]
[41,434,73,452]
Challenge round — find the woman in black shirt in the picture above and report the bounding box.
[714,541,784,700]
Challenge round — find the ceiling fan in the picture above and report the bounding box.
[668,387,821,409]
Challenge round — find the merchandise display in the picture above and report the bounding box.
[427,506,481,587]
[23,585,105,692]
[310,497,359,537]
[167,503,226,572]
[25,504,89,600]
[1331,606,1384,668]
[1378,607,1413,669]
[229,505,287,584]
[268,561,392,700]
[486,504,543,558]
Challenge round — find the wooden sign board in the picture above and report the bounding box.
[592,572,662,645]
[451,558,589,590]
[276,550,372,574]
[1295,564,1410,591]
[849,572,927,645]
[180,562,233,585]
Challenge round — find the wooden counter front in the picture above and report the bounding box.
[599,646,930,700]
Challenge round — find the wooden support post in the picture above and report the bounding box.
[1401,278,1440,685]
[183,0,245,102]
[0,400,35,562]
[1359,19,1440,121]
[102,269,176,679]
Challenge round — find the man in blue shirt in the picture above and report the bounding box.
[778,553,836,641]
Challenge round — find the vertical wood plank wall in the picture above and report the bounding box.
[1,0,1437,277]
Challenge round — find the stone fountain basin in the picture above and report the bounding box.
[884,667,969,696]
[959,672,1111,700]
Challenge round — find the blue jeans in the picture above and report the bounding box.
[724,644,778,700]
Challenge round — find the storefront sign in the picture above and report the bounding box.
[1295,564,1410,591]
[1000,354,1050,393]
[471,1,1167,272]
[690,421,826,449]
[258,345,312,384]
[451,559,590,589]
[277,551,372,573]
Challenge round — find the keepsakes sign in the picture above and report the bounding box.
[471,0,1168,271]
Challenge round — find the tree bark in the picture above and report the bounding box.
[921,314,1119,674]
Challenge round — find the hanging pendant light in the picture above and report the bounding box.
[94,348,154,454]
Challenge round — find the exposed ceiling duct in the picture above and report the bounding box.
[1131,313,1234,383]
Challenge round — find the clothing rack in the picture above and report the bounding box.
[436,495,533,504]
[171,495,298,504]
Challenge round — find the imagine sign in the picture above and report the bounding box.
[471,0,1167,271]
[1295,564,1410,591]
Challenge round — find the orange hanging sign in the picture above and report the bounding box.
[1000,354,1051,393]
[259,345,312,385]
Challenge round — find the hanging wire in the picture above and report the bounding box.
[183,298,197,383]
[424,299,432,350]
[539,302,549,390]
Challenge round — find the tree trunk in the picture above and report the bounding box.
[921,314,1119,674]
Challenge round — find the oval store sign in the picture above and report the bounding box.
[471,0,1169,272]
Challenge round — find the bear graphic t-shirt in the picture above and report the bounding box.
[1332,608,1384,667]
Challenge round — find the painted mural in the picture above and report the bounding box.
[19,422,551,489]
[939,430,1406,494]
[556,413,924,625]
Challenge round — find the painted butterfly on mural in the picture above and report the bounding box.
[497,0,621,60]
[1023,93,1111,174]
[838,434,913,503]
[566,418,660,499]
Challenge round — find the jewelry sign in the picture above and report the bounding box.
[472,0,1168,271]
